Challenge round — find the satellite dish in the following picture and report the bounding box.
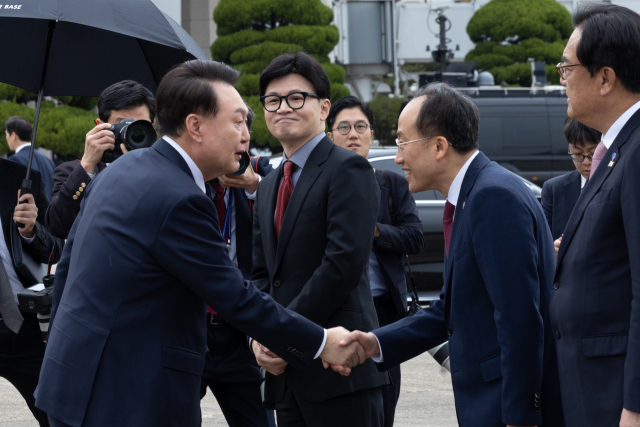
[477,71,495,86]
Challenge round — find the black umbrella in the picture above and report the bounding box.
[0,0,208,200]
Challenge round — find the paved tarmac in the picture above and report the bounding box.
[0,352,457,427]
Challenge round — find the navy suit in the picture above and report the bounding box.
[9,147,55,201]
[34,139,324,427]
[372,152,564,426]
[551,109,640,426]
[541,169,582,240]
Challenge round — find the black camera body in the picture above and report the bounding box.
[232,151,251,176]
[17,274,55,341]
[101,119,157,163]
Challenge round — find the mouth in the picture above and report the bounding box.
[276,117,296,124]
[402,169,411,179]
[348,143,360,149]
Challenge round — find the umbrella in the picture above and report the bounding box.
[0,0,209,198]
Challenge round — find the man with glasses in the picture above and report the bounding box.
[326,96,424,427]
[551,4,640,426]
[250,52,388,427]
[541,117,601,241]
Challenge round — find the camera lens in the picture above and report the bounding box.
[123,120,157,150]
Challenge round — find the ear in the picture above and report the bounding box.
[326,131,333,140]
[599,67,617,96]
[434,136,449,161]
[319,99,332,121]
[95,118,104,125]
[185,114,204,143]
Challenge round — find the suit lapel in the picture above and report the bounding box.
[375,171,388,223]
[274,138,332,272]
[561,170,581,221]
[152,138,194,181]
[556,110,640,269]
[260,166,280,274]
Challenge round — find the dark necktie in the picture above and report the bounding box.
[211,181,228,242]
[443,201,456,257]
[0,257,23,334]
[589,141,607,179]
[274,161,294,239]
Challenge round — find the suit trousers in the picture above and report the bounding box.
[0,312,49,427]
[199,319,273,427]
[275,373,384,427]
[374,294,402,427]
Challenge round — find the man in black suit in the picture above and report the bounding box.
[553,4,640,426]
[200,104,276,427]
[541,117,600,240]
[45,80,155,239]
[250,52,389,427]
[6,116,56,200]
[327,96,424,427]
[0,159,60,426]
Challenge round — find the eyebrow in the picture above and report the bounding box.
[561,55,570,63]
[235,108,247,115]
[265,89,305,96]
[338,120,368,124]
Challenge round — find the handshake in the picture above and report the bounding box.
[252,328,380,377]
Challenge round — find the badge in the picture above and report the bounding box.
[462,202,466,210]
[608,152,617,167]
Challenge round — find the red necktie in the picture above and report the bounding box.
[274,161,294,239]
[443,201,455,256]
[589,141,608,179]
[212,181,228,242]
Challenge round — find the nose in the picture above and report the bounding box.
[277,99,293,114]
[395,148,403,165]
[241,122,250,144]
[560,75,567,87]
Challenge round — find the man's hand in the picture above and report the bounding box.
[620,408,640,427]
[554,235,562,258]
[252,340,288,376]
[319,327,368,376]
[81,123,115,173]
[218,163,260,194]
[14,191,37,238]
[323,330,380,376]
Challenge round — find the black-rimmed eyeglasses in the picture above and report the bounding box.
[332,122,370,135]
[260,92,320,112]
[568,149,593,162]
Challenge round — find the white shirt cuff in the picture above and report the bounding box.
[313,329,328,359]
[245,175,262,200]
[370,333,384,363]
[20,233,35,243]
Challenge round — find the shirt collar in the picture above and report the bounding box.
[602,99,640,149]
[162,136,206,194]
[580,174,587,189]
[283,132,325,170]
[14,143,31,154]
[447,150,480,207]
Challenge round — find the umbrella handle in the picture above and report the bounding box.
[15,180,32,229]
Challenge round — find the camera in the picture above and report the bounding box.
[17,274,55,341]
[232,151,251,176]
[101,119,157,163]
[427,342,451,372]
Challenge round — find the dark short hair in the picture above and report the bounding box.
[326,96,375,132]
[259,52,331,100]
[412,83,479,153]
[5,116,32,142]
[245,102,255,132]
[563,116,601,147]
[98,80,156,123]
[156,60,240,137]
[574,4,640,93]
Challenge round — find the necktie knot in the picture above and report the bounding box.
[212,181,225,199]
[283,161,294,177]
[443,201,456,256]
[589,141,608,179]
[443,201,455,222]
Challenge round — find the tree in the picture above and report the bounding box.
[465,0,573,86]
[212,0,349,148]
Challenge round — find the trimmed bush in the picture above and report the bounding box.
[367,95,407,146]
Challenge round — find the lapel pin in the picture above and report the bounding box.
[462,202,466,210]
[608,152,617,167]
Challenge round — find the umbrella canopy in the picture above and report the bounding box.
[0,0,208,96]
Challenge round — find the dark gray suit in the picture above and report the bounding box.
[541,169,581,240]
[252,135,389,426]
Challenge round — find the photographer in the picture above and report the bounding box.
[200,104,276,427]
[0,159,61,427]
[45,80,155,239]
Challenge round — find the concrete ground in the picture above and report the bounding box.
[0,352,457,427]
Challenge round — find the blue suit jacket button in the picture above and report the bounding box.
[274,280,281,288]
[553,282,559,290]
[447,327,453,336]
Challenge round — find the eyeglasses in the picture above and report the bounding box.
[333,122,370,135]
[556,63,582,79]
[395,136,430,151]
[568,149,594,162]
[260,92,321,112]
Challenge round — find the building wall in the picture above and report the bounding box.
[181,0,219,59]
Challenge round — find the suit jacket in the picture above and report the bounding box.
[551,109,640,426]
[541,169,581,240]
[373,169,424,320]
[373,152,564,427]
[45,160,107,239]
[9,147,56,201]
[0,159,60,283]
[252,137,389,405]
[34,139,325,427]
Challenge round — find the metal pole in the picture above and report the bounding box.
[438,12,447,76]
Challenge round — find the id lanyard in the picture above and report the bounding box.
[222,190,233,253]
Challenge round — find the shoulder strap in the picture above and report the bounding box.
[381,170,396,226]
[250,156,262,175]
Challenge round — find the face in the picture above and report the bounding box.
[100,104,153,125]
[394,97,438,193]
[569,142,597,179]
[263,74,330,149]
[5,130,19,150]
[187,82,248,181]
[327,108,373,158]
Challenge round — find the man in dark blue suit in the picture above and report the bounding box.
[327,96,424,427]
[541,117,600,240]
[333,83,564,427]
[34,60,367,427]
[6,116,55,200]
[552,5,640,426]
[199,105,276,427]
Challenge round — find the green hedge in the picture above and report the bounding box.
[367,95,407,146]
[230,41,303,64]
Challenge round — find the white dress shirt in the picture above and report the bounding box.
[371,149,479,362]
[14,143,30,154]
[602,99,640,149]
[581,175,587,189]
